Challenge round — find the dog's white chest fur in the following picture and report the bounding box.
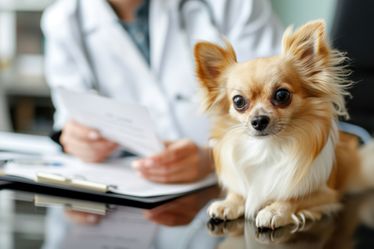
[217,126,337,218]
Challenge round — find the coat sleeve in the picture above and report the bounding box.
[211,0,284,61]
[41,1,90,130]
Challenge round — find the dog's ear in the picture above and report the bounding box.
[282,20,351,118]
[282,20,329,70]
[194,41,237,111]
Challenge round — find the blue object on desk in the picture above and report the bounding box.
[0,158,64,167]
[339,121,372,144]
[14,159,64,167]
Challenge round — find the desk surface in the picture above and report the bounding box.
[0,186,374,249]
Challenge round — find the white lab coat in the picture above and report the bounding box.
[42,0,283,146]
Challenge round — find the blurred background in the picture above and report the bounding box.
[0,0,54,135]
[0,0,372,136]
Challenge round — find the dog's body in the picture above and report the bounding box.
[194,20,374,229]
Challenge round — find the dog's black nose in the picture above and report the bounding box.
[251,116,270,131]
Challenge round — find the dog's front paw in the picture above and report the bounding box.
[255,205,293,230]
[290,210,323,231]
[208,200,244,220]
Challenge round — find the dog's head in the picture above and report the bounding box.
[195,20,350,139]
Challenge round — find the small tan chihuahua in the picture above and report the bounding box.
[194,20,374,229]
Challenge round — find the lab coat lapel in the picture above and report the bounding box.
[79,0,180,140]
[96,24,181,139]
[81,0,153,84]
[149,0,172,76]
[101,24,154,82]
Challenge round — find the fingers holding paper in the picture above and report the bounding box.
[61,120,118,163]
[132,139,214,183]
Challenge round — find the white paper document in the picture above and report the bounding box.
[57,88,164,156]
[4,154,217,198]
[0,132,60,155]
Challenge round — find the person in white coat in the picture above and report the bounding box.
[42,0,283,183]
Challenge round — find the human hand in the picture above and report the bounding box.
[132,139,214,183]
[60,120,118,163]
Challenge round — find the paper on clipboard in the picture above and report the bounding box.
[57,88,164,156]
[3,155,217,198]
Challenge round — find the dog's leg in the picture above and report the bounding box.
[256,188,341,230]
[208,192,245,220]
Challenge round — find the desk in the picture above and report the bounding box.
[0,186,373,249]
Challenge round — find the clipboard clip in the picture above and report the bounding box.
[36,172,117,193]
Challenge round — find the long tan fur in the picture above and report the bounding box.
[194,20,374,229]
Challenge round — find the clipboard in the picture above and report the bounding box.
[0,135,217,207]
[0,174,188,208]
[1,154,217,202]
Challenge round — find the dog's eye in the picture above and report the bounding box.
[232,95,248,112]
[272,89,291,106]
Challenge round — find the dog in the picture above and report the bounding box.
[194,20,374,229]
